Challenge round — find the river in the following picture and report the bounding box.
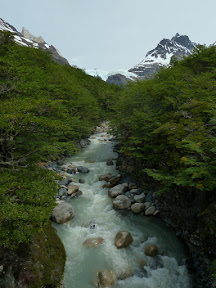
[52,131,192,288]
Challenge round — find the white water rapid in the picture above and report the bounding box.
[53,132,192,288]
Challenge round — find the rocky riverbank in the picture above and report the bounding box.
[115,153,216,288]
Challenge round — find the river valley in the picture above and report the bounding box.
[53,131,192,288]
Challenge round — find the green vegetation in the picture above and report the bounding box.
[111,45,216,196]
[0,31,118,248]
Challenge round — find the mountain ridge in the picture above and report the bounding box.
[0,18,69,65]
[107,33,197,85]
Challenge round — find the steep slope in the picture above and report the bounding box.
[0,18,69,65]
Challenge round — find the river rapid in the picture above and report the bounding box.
[53,132,192,288]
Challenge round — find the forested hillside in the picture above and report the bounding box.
[110,45,216,281]
[0,30,118,248]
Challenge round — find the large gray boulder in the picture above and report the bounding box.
[145,206,156,216]
[108,183,128,198]
[112,195,131,209]
[51,202,74,224]
[109,174,121,185]
[134,193,145,203]
[77,166,89,173]
[115,231,133,249]
[131,203,145,214]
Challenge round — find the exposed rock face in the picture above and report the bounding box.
[144,244,158,257]
[96,270,117,288]
[21,27,45,43]
[83,237,104,247]
[106,74,131,86]
[113,195,131,209]
[51,202,74,224]
[115,231,133,248]
[0,18,69,65]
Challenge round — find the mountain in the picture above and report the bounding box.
[0,18,69,65]
[107,33,197,85]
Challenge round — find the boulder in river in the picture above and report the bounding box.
[102,183,113,189]
[109,174,121,185]
[83,237,104,247]
[131,203,145,214]
[70,190,83,198]
[108,183,128,198]
[96,270,117,288]
[144,244,158,257]
[67,184,79,195]
[117,267,133,280]
[113,195,131,209]
[134,193,145,203]
[77,166,89,173]
[129,182,138,190]
[67,167,77,174]
[145,206,156,216]
[106,159,114,166]
[99,173,112,181]
[51,202,74,224]
[115,231,133,249]
[129,188,142,195]
[80,138,90,148]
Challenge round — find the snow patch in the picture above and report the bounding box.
[86,69,138,81]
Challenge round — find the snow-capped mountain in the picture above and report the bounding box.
[107,33,197,85]
[0,18,69,65]
[129,33,196,78]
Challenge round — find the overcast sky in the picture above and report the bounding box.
[1,0,216,71]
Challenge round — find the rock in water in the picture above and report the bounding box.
[67,184,79,195]
[83,237,104,247]
[106,159,114,166]
[131,203,145,214]
[115,231,133,248]
[112,195,131,209]
[109,174,121,185]
[51,202,74,224]
[145,206,156,216]
[144,244,158,256]
[134,193,145,203]
[99,173,112,181]
[108,183,128,198]
[96,270,117,287]
[77,166,89,173]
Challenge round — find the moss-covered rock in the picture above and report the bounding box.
[0,221,65,288]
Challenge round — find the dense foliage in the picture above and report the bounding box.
[0,31,117,247]
[111,45,216,196]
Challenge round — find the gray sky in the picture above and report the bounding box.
[1,0,216,70]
